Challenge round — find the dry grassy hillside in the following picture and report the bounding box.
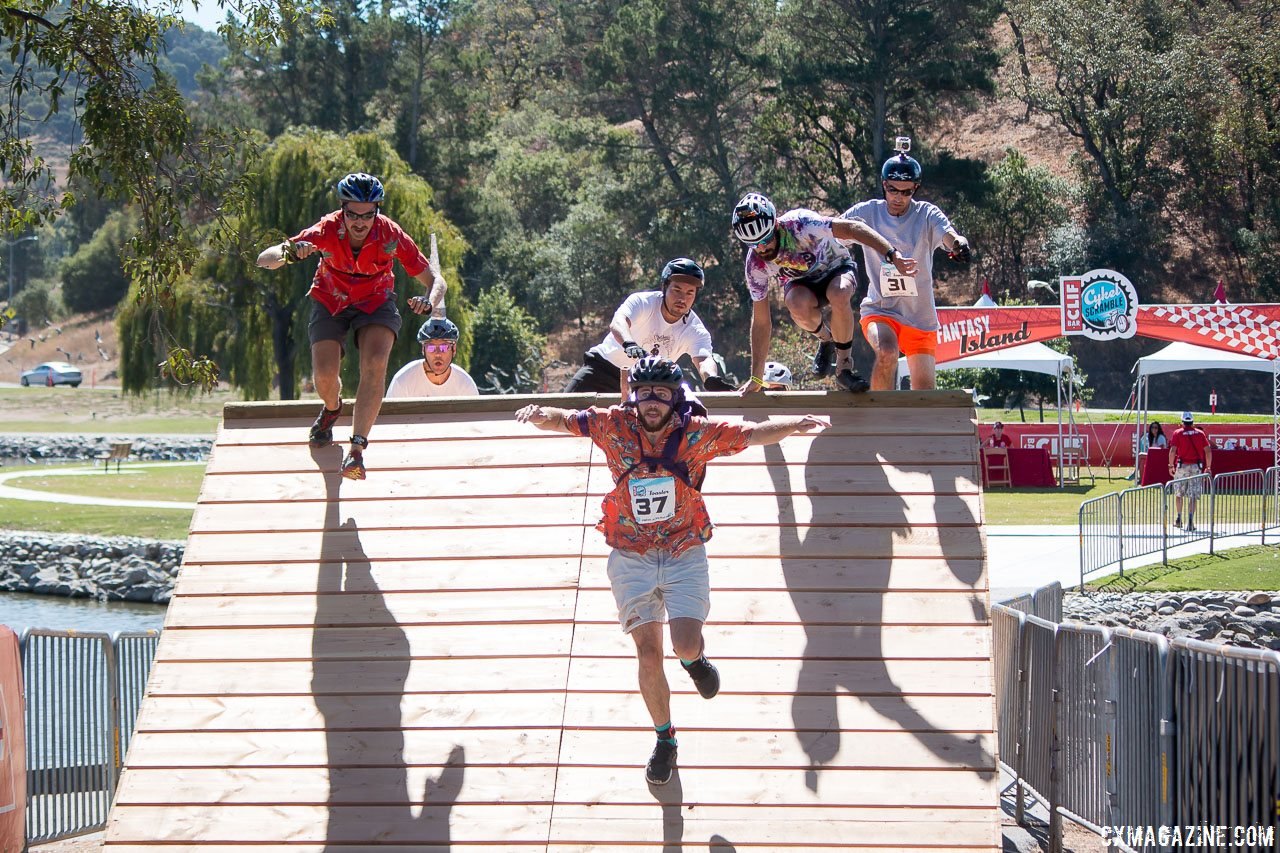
[1,311,120,387]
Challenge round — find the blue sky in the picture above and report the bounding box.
[176,1,231,32]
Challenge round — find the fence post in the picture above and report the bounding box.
[1208,474,1217,556]
[1161,482,1169,566]
[1016,611,1029,825]
[1157,638,1174,853]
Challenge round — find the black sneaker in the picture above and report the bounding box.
[645,739,678,785]
[811,340,836,378]
[683,655,721,699]
[834,369,870,393]
[309,405,342,448]
[1173,516,1182,529]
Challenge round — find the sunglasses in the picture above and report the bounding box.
[343,207,378,221]
[634,386,675,402]
[884,184,917,197]
[423,342,455,353]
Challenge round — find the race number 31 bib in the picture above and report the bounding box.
[879,262,918,298]
[628,476,676,524]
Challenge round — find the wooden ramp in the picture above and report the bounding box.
[104,391,999,852]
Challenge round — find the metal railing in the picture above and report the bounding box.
[997,584,1280,853]
[21,629,160,845]
[1079,466,1280,586]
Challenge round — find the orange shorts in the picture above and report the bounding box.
[860,315,937,357]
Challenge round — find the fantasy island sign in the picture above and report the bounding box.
[933,269,1280,363]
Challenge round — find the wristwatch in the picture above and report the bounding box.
[884,246,898,263]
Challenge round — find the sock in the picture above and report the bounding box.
[656,722,677,745]
[679,657,697,667]
[833,339,854,368]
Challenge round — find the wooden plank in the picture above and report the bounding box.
[126,729,564,769]
[106,803,554,845]
[135,693,569,733]
[575,589,989,626]
[172,558,583,596]
[183,526,593,563]
[557,728,996,771]
[205,437,593,474]
[551,766,995,807]
[561,692,995,733]
[145,658,572,696]
[197,466,593,503]
[114,767,562,806]
[154,623,574,662]
[191,494,593,533]
[165,589,578,628]
[564,657,993,696]
[572,623,990,660]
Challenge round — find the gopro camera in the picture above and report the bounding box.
[894,136,912,154]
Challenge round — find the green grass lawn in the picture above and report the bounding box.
[1087,544,1280,592]
[982,472,1132,525]
[9,464,204,502]
[0,386,228,434]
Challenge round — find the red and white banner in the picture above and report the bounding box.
[934,304,1280,363]
[980,422,1278,467]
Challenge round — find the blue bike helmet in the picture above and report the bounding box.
[337,172,385,204]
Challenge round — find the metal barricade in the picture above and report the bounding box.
[1169,638,1280,844]
[1054,623,1113,836]
[114,631,160,762]
[1079,493,1122,587]
[1032,582,1064,622]
[1210,468,1266,554]
[1020,614,1058,825]
[21,630,119,845]
[1264,467,1280,545]
[993,604,1025,791]
[1119,483,1167,568]
[1003,592,1034,615]
[1108,628,1173,853]
[1164,472,1212,546]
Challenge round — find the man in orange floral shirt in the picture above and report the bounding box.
[516,356,829,785]
[257,172,446,480]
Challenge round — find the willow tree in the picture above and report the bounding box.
[227,129,468,400]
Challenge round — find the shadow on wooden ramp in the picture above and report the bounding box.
[104,391,999,852]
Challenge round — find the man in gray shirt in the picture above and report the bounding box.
[843,139,971,390]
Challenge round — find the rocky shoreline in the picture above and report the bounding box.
[0,531,179,604]
[0,433,211,464]
[1064,590,1280,650]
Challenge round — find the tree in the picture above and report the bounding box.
[469,283,545,393]
[765,0,1001,204]
[60,209,136,313]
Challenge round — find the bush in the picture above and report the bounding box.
[469,284,546,393]
[61,210,136,313]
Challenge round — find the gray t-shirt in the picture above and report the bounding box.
[843,198,953,331]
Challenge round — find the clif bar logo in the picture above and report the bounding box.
[1061,269,1138,340]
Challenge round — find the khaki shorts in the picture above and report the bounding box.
[607,545,710,633]
[1171,463,1205,497]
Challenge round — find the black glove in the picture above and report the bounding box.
[703,375,736,392]
[948,237,972,264]
[623,340,647,359]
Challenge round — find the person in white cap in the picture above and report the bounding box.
[1168,411,1212,531]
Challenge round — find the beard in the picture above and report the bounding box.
[639,403,674,432]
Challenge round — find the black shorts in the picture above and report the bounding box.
[782,261,857,310]
[563,350,623,393]
[308,299,402,350]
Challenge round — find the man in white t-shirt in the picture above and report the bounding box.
[563,258,732,399]
[843,138,971,391]
[386,317,480,398]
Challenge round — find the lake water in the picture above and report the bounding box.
[0,591,166,635]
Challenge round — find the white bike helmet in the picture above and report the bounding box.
[732,192,777,245]
[763,361,793,388]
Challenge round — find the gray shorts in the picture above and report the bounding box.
[308,299,402,348]
[1172,463,1205,497]
[607,545,710,633]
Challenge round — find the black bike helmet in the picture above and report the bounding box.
[881,153,922,183]
[661,257,705,287]
[629,356,684,389]
[336,172,385,204]
[416,317,459,343]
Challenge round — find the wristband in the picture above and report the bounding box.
[884,246,897,263]
[750,375,766,388]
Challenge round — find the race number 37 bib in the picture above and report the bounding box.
[879,262,918,298]
[628,476,676,524]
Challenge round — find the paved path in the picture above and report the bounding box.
[0,462,199,510]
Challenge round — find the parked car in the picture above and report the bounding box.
[20,361,82,387]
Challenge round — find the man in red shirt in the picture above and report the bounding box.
[1168,411,1212,531]
[257,172,446,479]
[516,357,829,785]
[983,421,1012,448]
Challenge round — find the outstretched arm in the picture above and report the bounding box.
[746,414,831,446]
[514,404,579,434]
[831,217,918,276]
[256,239,316,270]
[409,267,448,317]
